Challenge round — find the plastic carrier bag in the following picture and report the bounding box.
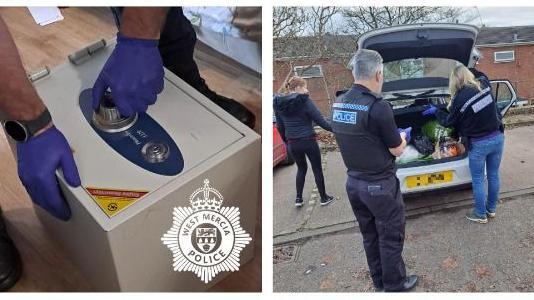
[396,145,423,164]
[432,138,466,159]
[421,120,454,143]
[412,135,434,156]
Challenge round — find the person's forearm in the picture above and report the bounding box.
[0,17,46,121]
[307,101,332,132]
[313,114,332,132]
[120,7,169,40]
[389,134,406,157]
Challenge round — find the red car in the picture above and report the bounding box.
[273,119,294,167]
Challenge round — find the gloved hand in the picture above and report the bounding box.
[398,127,412,143]
[16,126,81,221]
[92,33,164,117]
[422,105,438,116]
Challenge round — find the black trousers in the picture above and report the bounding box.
[111,7,206,91]
[287,138,327,200]
[346,174,406,291]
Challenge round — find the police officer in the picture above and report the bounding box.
[331,49,418,292]
[423,65,504,224]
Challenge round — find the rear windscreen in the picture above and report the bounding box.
[384,58,460,82]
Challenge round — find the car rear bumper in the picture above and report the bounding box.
[397,157,472,194]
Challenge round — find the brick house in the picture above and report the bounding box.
[273,34,356,115]
[274,57,354,114]
[274,26,534,116]
[476,26,534,103]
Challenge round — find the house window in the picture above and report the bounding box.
[494,51,515,63]
[294,65,323,78]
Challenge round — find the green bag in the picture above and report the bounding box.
[421,120,454,143]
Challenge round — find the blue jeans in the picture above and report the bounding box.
[468,133,505,217]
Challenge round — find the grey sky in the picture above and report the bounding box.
[328,7,534,34]
[467,7,534,27]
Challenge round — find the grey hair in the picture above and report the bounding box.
[351,49,383,81]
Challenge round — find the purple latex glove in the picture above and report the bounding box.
[92,34,164,117]
[16,126,81,221]
[398,127,412,143]
[422,105,438,116]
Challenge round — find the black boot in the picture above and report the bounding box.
[0,209,22,291]
[385,275,418,292]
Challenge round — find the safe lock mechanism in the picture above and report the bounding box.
[142,141,170,163]
[80,88,183,176]
[92,93,138,133]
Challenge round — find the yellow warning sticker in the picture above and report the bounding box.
[85,187,149,217]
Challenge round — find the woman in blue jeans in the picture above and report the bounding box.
[274,76,334,207]
[423,65,504,224]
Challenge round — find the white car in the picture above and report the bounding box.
[512,99,529,107]
[357,23,517,194]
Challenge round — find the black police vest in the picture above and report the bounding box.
[331,89,396,180]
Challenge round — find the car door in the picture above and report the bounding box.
[490,80,517,117]
[273,119,286,166]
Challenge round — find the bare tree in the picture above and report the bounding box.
[273,7,307,60]
[273,7,302,91]
[342,6,465,35]
[273,7,354,107]
[273,7,346,59]
[273,7,307,39]
[309,7,339,34]
[274,7,344,93]
[306,7,342,59]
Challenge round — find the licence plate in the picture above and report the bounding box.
[406,171,453,188]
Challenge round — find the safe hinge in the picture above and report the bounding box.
[27,66,50,83]
[68,39,107,65]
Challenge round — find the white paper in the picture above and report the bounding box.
[27,7,64,27]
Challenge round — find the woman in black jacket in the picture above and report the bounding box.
[274,76,334,207]
[423,65,504,224]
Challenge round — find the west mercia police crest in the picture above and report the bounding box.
[161,179,252,283]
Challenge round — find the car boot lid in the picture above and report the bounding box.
[357,23,479,66]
